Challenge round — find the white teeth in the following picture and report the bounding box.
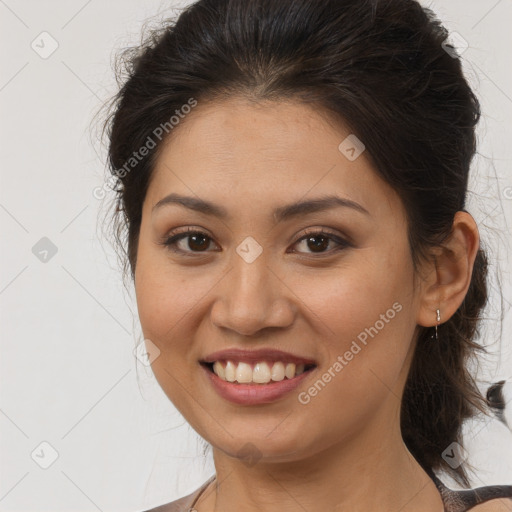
[225,361,236,382]
[253,362,271,383]
[271,361,285,381]
[285,363,296,379]
[236,362,253,383]
[211,360,311,384]
[213,361,225,380]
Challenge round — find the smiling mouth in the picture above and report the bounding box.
[201,360,317,385]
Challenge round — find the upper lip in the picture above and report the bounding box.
[201,348,317,366]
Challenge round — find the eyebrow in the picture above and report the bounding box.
[152,193,370,222]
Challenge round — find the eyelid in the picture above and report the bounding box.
[294,227,354,248]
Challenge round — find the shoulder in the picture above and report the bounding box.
[427,470,512,512]
[140,476,215,512]
[139,493,196,512]
[470,498,512,511]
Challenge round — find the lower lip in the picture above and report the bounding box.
[201,364,315,405]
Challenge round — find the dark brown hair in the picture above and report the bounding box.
[101,0,500,486]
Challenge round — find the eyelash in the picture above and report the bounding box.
[158,227,352,257]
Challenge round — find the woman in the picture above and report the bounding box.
[101,0,512,510]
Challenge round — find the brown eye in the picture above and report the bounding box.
[160,228,350,256]
[292,230,351,255]
[185,233,210,251]
[303,235,330,253]
[161,228,219,254]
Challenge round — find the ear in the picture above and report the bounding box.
[416,211,480,328]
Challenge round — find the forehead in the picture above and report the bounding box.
[145,97,401,221]
[158,97,351,166]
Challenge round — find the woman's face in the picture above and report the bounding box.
[134,97,424,463]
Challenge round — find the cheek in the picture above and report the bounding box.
[292,246,416,381]
[303,248,411,329]
[135,272,197,349]
[284,257,416,443]
[134,241,185,350]
[135,235,191,337]
[134,248,223,372]
[134,255,201,410]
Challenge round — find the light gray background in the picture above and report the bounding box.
[1,0,511,511]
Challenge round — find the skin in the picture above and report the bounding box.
[134,97,482,512]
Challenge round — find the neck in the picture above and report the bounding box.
[198,409,444,512]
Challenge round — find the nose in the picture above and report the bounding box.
[210,252,296,337]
